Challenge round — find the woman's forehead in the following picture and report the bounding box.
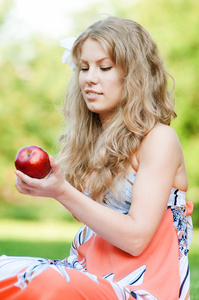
[79,38,112,61]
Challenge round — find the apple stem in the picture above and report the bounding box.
[26,152,32,158]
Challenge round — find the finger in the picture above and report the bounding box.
[16,184,31,195]
[49,156,61,175]
[15,177,35,191]
[15,170,39,187]
[15,177,32,195]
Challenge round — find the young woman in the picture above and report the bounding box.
[0,16,193,300]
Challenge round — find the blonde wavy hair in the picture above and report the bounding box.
[58,16,176,202]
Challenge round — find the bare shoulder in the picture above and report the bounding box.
[137,122,184,171]
[132,123,182,170]
[142,123,182,151]
[148,122,179,139]
[136,123,188,191]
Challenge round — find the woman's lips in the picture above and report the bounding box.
[85,90,103,100]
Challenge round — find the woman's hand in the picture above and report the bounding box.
[15,156,68,200]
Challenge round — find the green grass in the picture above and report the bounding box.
[0,219,82,258]
[0,239,71,258]
[189,229,199,299]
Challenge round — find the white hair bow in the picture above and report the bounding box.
[59,34,81,70]
[59,37,76,70]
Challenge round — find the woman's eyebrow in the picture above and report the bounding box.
[79,57,111,63]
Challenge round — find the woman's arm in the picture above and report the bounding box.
[15,124,186,256]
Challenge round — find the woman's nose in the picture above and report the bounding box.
[85,68,99,85]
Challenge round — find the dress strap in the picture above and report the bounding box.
[167,188,186,207]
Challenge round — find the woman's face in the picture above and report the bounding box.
[79,38,124,124]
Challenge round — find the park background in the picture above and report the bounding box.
[0,0,198,297]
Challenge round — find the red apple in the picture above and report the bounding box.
[15,145,51,179]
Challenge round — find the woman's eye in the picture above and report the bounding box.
[100,66,112,71]
[80,67,89,71]
[80,66,112,72]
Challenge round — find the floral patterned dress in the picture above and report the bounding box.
[0,174,193,300]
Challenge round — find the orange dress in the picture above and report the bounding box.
[0,174,193,299]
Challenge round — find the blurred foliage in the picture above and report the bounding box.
[0,197,76,222]
[0,0,13,26]
[0,0,198,226]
